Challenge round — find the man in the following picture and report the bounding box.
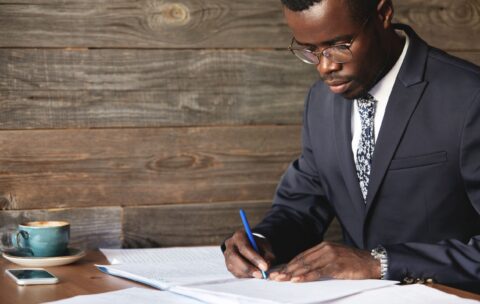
[222,0,480,293]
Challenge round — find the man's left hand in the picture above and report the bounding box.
[269,241,380,282]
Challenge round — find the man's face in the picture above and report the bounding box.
[284,0,387,99]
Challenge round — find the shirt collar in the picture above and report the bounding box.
[368,30,410,104]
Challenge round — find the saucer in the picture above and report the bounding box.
[2,248,86,267]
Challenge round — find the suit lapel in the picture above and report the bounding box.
[365,24,430,213]
[365,81,427,212]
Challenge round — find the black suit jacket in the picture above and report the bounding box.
[254,24,480,292]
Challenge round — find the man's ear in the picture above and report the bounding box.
[376,0,394,29]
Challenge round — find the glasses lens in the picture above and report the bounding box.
[325,45,352,64]
[292,50,319,65]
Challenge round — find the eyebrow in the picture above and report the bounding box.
[295,34,353,48]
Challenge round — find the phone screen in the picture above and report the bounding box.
[8,269,56,279]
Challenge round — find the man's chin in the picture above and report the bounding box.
[338,89,364,100]
[341,84,368,100]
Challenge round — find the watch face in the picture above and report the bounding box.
[371,248,382,258]
[373,246,387,255]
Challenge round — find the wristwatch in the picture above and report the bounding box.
[371,245,389,279]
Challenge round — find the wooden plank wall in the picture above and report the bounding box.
[0,0,478,249]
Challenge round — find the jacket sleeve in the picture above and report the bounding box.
[253,87,335,264]
[384,90,480,293]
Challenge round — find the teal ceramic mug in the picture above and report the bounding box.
[13,221,70,257]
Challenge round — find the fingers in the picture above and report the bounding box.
[282,243,333,278]
[270,256,329,281]
[223,230,274,278]
[224,246,263,278]
[290,261,343,282]
[291,268,328,282]
[272,242,378,282]
[237,240,268,271]
[268,265,289,281]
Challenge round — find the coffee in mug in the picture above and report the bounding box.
[14,221,70,257]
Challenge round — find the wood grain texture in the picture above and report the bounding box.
[0,48,477,130]
[123,201,344,248]
[0,251,152,304]
[0,207,122,249]
[449,51,480,65]
[0,49,314,129]
[0,0,289,48]
[0,125,301,210]
[0,0,479,50]
[428,283,480,300]
[393,0,480,50]
[123,201,272,248]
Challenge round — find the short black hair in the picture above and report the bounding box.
[281,0,379,23]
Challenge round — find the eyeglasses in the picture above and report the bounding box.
[288,18,370,65]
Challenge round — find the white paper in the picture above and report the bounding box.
[322,284,480,304]
[172,279,399,304]
[97,246,408,304]
[96,262,234,290]
[100,246,223,265]
[98,246,234,290]
[42,287,204,304]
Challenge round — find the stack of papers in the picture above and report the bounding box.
[95,246,397,303]
[97,247,234,289]
[44,285,480,304]
[43,246,478,304]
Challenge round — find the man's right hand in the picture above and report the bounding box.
[223,229,276,278]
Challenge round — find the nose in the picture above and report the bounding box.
[316,55,342,77]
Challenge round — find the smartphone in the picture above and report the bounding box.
[6,268,59,285]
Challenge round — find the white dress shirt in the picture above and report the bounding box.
[351,32,410,163]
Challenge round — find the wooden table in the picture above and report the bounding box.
[0,251,150,304]
[0,250,479,304]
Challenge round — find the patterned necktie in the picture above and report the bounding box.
[356,94,376,202]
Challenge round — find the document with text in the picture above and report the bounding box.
[97,246,399,304]
[97,246,234,289]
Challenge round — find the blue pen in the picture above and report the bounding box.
[239,209,268,279]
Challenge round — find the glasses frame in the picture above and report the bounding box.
[288,17,371,65]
